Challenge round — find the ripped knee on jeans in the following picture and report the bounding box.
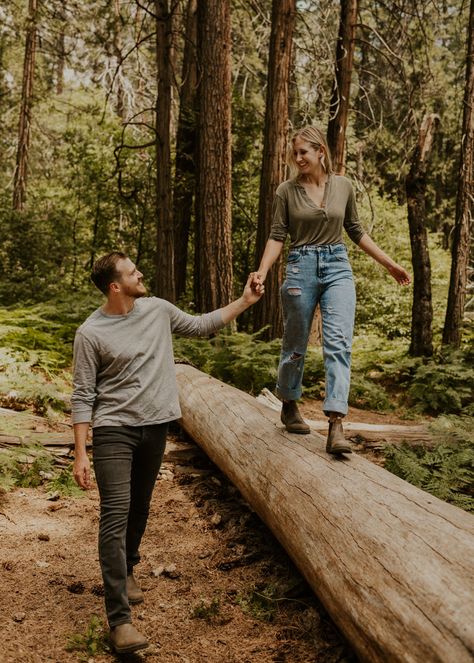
[289,351,303,362]
[287,287,302,296]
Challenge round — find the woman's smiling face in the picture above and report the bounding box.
[293,136,323,176]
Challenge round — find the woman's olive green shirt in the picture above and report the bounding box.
[268,175,366,247]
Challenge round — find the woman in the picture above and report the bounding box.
[251,126,410,454]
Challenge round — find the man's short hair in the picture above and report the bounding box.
[91,251,128,294]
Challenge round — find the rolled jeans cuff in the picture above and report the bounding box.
[323,398,348,416]
[276,384,303,401]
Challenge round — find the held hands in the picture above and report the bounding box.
[242,272,265,305]
[249,271,266,292]
[73,455,91,490]
[387,263,411,286]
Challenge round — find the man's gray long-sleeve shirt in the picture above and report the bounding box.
[71,297,225,428]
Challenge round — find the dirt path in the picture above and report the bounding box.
[0,428,357,663]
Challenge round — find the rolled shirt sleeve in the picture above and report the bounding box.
[268,191,289,242]
[343,183,366,245]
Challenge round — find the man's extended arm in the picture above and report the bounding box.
[219,273,264,323]
[168,274,264,336]
[71,332,99,490]
[73,422,91,489]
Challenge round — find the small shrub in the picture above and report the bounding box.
[47,465,84,498]
[0,348,71,415]
[15,452,55,488]
[349,375,393,411]
[236,584,279,622]
[191,596,221,621]
[407,357,474,414]
[66,615,111,660]
[0,451,19,492]
[0,445,54,490]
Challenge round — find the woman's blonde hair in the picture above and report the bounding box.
[287,125,333,179]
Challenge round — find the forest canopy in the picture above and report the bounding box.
[0,0,472,351]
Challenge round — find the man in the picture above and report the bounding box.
[72,251,263,654]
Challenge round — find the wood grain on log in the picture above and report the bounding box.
[176,365,474,663]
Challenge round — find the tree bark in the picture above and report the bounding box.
[176,364,474,663]
[173,0,198,301]
[55,3,66,96]
[253,0,296,339]
[195,0,233,311]
[154,0,176,301]
[112,0,126,119]
[442,0,474,347]
[326,0,357,176]
[13,0,38,211]
[406,113,439,357]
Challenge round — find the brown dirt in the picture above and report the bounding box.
[0,425,357,663]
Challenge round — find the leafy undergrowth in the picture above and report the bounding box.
[174,327,474,416]
[1,298,473,513]
[0,444,83,497]
[66,615,111,661]
[381,415,474,511]
[0,295,99,416]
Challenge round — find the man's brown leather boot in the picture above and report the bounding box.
[281,400,310,434]
[109,623,148,654]
[126,572,144,604]
[326,417,352,454]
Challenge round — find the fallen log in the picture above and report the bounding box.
[0,433,196,465]
[176,364,474,663]
[0,432,76,447]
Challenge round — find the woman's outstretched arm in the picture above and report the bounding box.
[251,239,284,286]
[358,234,411,285]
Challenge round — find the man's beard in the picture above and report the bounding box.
[123,282,147,299]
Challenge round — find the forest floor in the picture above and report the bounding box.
[0,400,420,663]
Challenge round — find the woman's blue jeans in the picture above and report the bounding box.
[92,423,168,627]
[277,244,356,416]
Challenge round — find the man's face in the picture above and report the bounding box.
[113,258,147,298]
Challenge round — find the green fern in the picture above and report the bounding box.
[47,466,84,498]
[0,446,84,497]
[384,440,474,512]
[384,446,430,487]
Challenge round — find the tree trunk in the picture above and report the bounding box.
[253,0,296,339]
[317,0,357,346]
[442,0,474,347]
[55,3,66,96]
[13,0,38,211]
[154,0,176,301]
[406,113,439,357]
[195,0,233,311]
[173,0,198,301]
[326,0,357,176]
[176,364,474,663]
[112,0,126,119]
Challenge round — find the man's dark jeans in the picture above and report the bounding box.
[92,423,168,627]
